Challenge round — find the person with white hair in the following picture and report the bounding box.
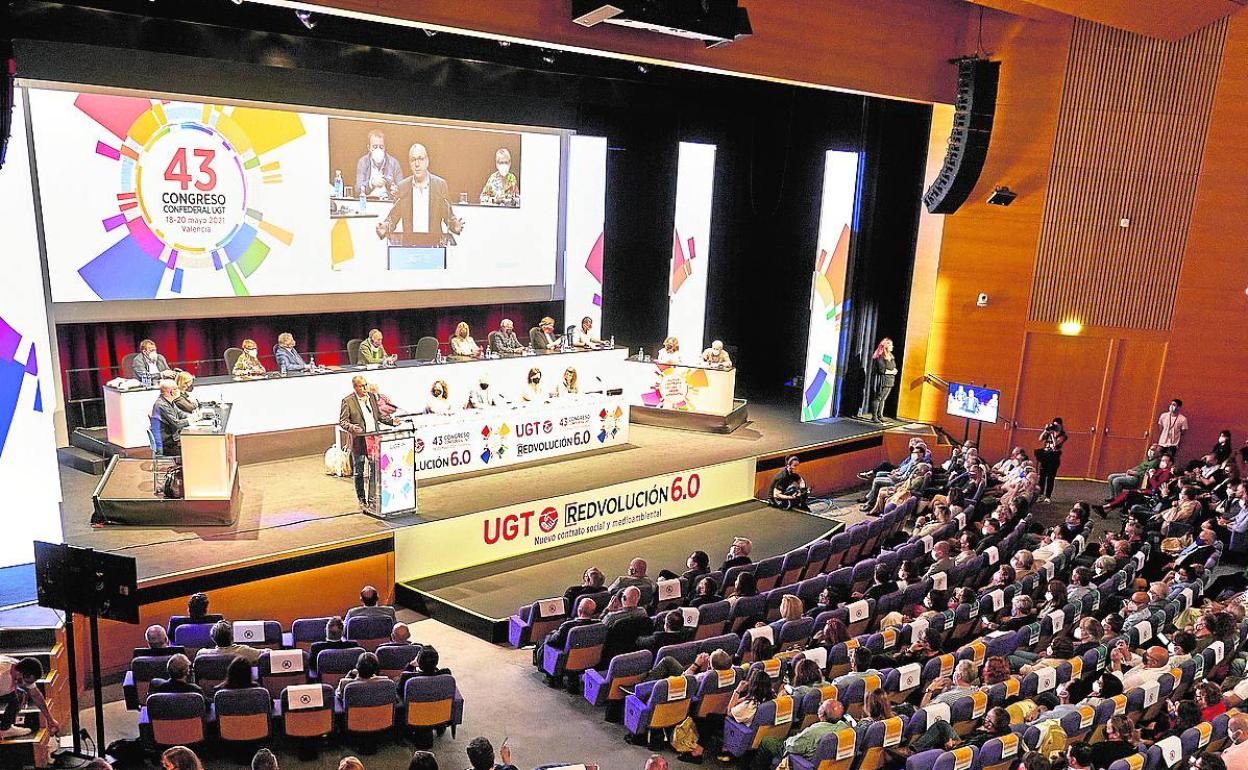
[151,379,189,456]
[701,340,732,368]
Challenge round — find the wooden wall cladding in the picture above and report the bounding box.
[1028,19,1227,331]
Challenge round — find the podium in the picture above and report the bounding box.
[362,427,418,519]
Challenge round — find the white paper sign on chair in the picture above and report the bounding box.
[657,579,682,601]
[286,683,324,710]
[538,598,565,618]
[233,620,265,644]
[270,649,304,673]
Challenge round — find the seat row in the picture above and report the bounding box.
[137,674,464,750]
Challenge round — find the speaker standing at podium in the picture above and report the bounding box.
[339,375,399,506]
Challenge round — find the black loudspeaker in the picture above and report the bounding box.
[923,58,1001,215]
[0,41,12,171]
[35,541,140,624]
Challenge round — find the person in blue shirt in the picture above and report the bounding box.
[274,332,308,372]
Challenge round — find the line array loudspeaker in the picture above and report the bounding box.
[923,58,1001,215]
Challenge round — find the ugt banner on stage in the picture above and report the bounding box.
[408,396,629,480]
[394,457,755,580]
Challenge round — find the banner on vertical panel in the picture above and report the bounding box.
[802,151,860,422]
[0,90,65,568]
[565,135,607,333]
[667,142,716,356]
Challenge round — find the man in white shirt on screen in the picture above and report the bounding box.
[375,143,463,246]
[573,316,603,349]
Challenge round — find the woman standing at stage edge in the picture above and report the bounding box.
[870,338,898,423]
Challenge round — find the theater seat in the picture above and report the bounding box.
[125,656,171,710]
[690,667,740,719]
[213,686,272,744]
[858,715,909,770]
[788,725,857,770]
[258,650,309,699]
[377,644,422,680]
[722,694,795,757]
[582,649,651,709]
[402,674,464,737]
[508,600,567,648]
[315,647,366,688]
[542,623,606,681]
[192,653,235,692]
[345,615,392,652]
[279,684,335,740]
[623,675,696,744]
[341,678,398,738]
[172,624,216,658]
[140,692,208,748]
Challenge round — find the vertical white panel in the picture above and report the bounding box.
[0,89,65,566]
[564,135,607,335]
[802,151,860,422]
[666,141,716,358]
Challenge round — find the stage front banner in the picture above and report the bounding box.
[394,457,755,580]
[407,395,629,481]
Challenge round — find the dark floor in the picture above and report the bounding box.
[407,501,841,619]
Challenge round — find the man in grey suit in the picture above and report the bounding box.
[488,319,526,355]
[132,339,175,381]
[374,143,464,247]
[345,585,397,624]
[339,375,400,505]
[151,379,189,456]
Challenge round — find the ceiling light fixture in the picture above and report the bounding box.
[295,9,316,29]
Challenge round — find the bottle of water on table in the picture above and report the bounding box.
[333,170,344,198]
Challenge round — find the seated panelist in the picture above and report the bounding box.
[466,375,496,409]
[173,371,198,414]
[701,340,733,369]
[656,336,682,365]
[521,367,547,403]
[232,339,266,377]
[359,329,397,366]
[529,317,562,352]
[488,319,526,356]
[151,379,189,457]
[274,332,309,372]
[132,339,175,382]
[555,367,579,398]
[426,380,454,415]
[450,322,480,357]
[365,383,400,419]
[572,316,603,349]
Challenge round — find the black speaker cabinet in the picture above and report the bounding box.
[923,58,1001,215]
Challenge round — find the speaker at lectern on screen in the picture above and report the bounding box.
[946,382,1000,424]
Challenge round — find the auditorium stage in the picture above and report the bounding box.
[398,501,844,641]
[57,402,886,583]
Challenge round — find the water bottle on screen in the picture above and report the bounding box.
[309,353,316,370]
[609,335,615,349]
[358,192,367,214]
[333,170,344,198]
[279,360,287,377]
[637,347,644,361]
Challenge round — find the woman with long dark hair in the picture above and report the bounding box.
[870,338,898,423]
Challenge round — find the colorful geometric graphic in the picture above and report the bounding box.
[73,94,304,299]
[801,151,860,423]
[670,228,696,295]
[585,231,604,307]
[639,364,711,412]
[378,437,416,514]
[667,141,715,350]
[0,316,43,459]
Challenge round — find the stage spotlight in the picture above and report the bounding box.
[422,28,438,37]
[498,40,511,47]
[229,0,244,5]
[295,9,316,29]
[637,63,649,74]
[540,51,556,64]
[1059,320,1083,336]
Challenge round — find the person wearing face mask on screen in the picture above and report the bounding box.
[355,129,401,199]
[425,379,453,415]
[521,368,547,403]
[479,147,520,206]
[466,374,497,409]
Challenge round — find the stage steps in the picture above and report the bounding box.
[0,622,68,768]
[57,427,118,476]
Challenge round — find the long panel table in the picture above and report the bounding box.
[104,347,630,449]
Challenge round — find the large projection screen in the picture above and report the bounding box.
[25,84,573,321]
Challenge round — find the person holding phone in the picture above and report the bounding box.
[869,337,898,422]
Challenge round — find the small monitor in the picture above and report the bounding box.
[945,382,1000,424]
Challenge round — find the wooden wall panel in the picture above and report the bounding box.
[997,0,1245,41]
[300,0,980,103]
[1158,10,1248,456]
[1029,19,1226,331]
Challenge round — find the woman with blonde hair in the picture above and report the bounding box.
[426,379,452,415]
[232,338,266,376]
[657,336,681,364]
[777,594,803,624]
[450,322,480,357]
[172,370,198,414]
[556,367,579,398]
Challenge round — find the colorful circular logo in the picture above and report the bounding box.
[414,438,425,454]
[542,420,553,433]
[538,506,558,533]
[135,122,249,255]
